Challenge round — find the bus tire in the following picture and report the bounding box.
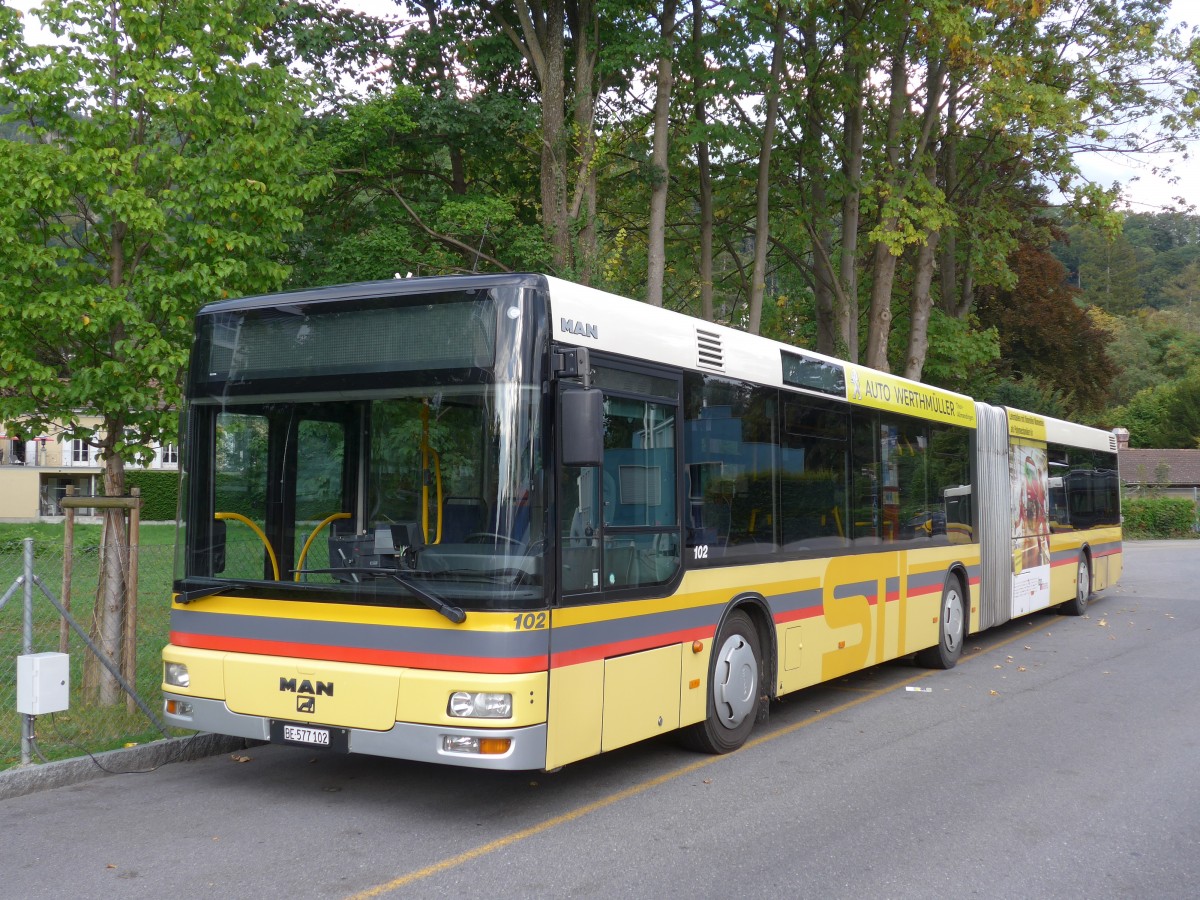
[680,610,761,754]
[1059,553,1090,616]
[915,574,965,670]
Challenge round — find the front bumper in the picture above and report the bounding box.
[164,692,548,770]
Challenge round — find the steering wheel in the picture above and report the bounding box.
[464,532,522,546]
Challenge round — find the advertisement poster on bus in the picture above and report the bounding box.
[1010,442,1050,615]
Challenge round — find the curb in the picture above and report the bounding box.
[0,733,258,801]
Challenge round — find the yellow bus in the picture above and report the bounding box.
[162,274,1122,769]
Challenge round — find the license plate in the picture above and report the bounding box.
[283,725,329,746]
[270,720,349,752]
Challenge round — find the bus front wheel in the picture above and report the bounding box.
[916,575,965,670]
[680,609,761,754]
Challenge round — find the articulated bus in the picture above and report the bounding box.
[162,274,1122,769]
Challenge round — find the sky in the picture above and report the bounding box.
[6,0,1198,212]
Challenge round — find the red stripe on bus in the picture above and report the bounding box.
[549,625,714,668]
[907,585,942,596]
[774,604,823,626]
[169,631,546,675]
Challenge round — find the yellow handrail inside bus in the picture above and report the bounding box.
[420,401,444,544]
[215,512,280,581]
[294,512,352,581]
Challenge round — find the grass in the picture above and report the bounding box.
[1,522,187,769]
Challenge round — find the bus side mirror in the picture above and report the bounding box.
[561,388,604,467]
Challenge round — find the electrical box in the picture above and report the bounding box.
[16,652,70,715]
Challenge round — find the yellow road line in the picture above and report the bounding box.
[345,618,1047,899]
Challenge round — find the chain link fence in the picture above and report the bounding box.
[1,528,183,770]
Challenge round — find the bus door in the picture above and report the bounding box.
[547,357,685,768]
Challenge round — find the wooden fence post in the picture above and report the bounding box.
[124,487,142,714]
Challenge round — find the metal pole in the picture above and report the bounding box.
[21,537,34,766]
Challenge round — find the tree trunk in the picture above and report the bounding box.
[938,71,959,316]
[836,3,865,362]
[863,31,909,372]
[904,226,941,380]
[812,181,837,354]
[510,0,571,272]
[569,0,599,283]
[746,9,786,335]
[646,0,677,307]
[799,14,835,353]
[692,0,714,321]
[540,1,569,271]
[83,420,129,707]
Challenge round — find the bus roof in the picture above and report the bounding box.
[544,275,978,429]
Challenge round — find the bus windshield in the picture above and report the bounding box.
[174,281,547,612]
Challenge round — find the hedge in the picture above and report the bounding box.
[1122,497,1199,539]
[114,470,180,522]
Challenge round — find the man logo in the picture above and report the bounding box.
[297,696,316,714]
[279,677,334,696]
[559,317,598,339]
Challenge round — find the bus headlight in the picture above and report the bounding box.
[164,662,190,688]
[447,691,512,719]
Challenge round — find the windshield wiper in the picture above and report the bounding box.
[175,583,249,605]
[295,567,466,624]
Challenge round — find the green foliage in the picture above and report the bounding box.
[0,0,327,464]
[1112,382,1175,447]
[1111,368,1200,448]
[978,378,1071,420]
[1122,497,1199,539]
[908,310,1000,396]
[974,240,1116,415]
[1056,212,1200,312]
[1096,306,1200,405]
[284,86,550,285]
[121,470,180,521]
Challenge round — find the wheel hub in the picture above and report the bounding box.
[714,633,757,729]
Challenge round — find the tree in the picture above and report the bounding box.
[0,0,325,705]
[645,0,678,307]
[974,240,1116,415]
[1113,370,1200,448]
[494,0,608,278]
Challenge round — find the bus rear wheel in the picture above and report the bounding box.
[680,610,761,754]
[915,575,965,670]
[1059,554,1090,616]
